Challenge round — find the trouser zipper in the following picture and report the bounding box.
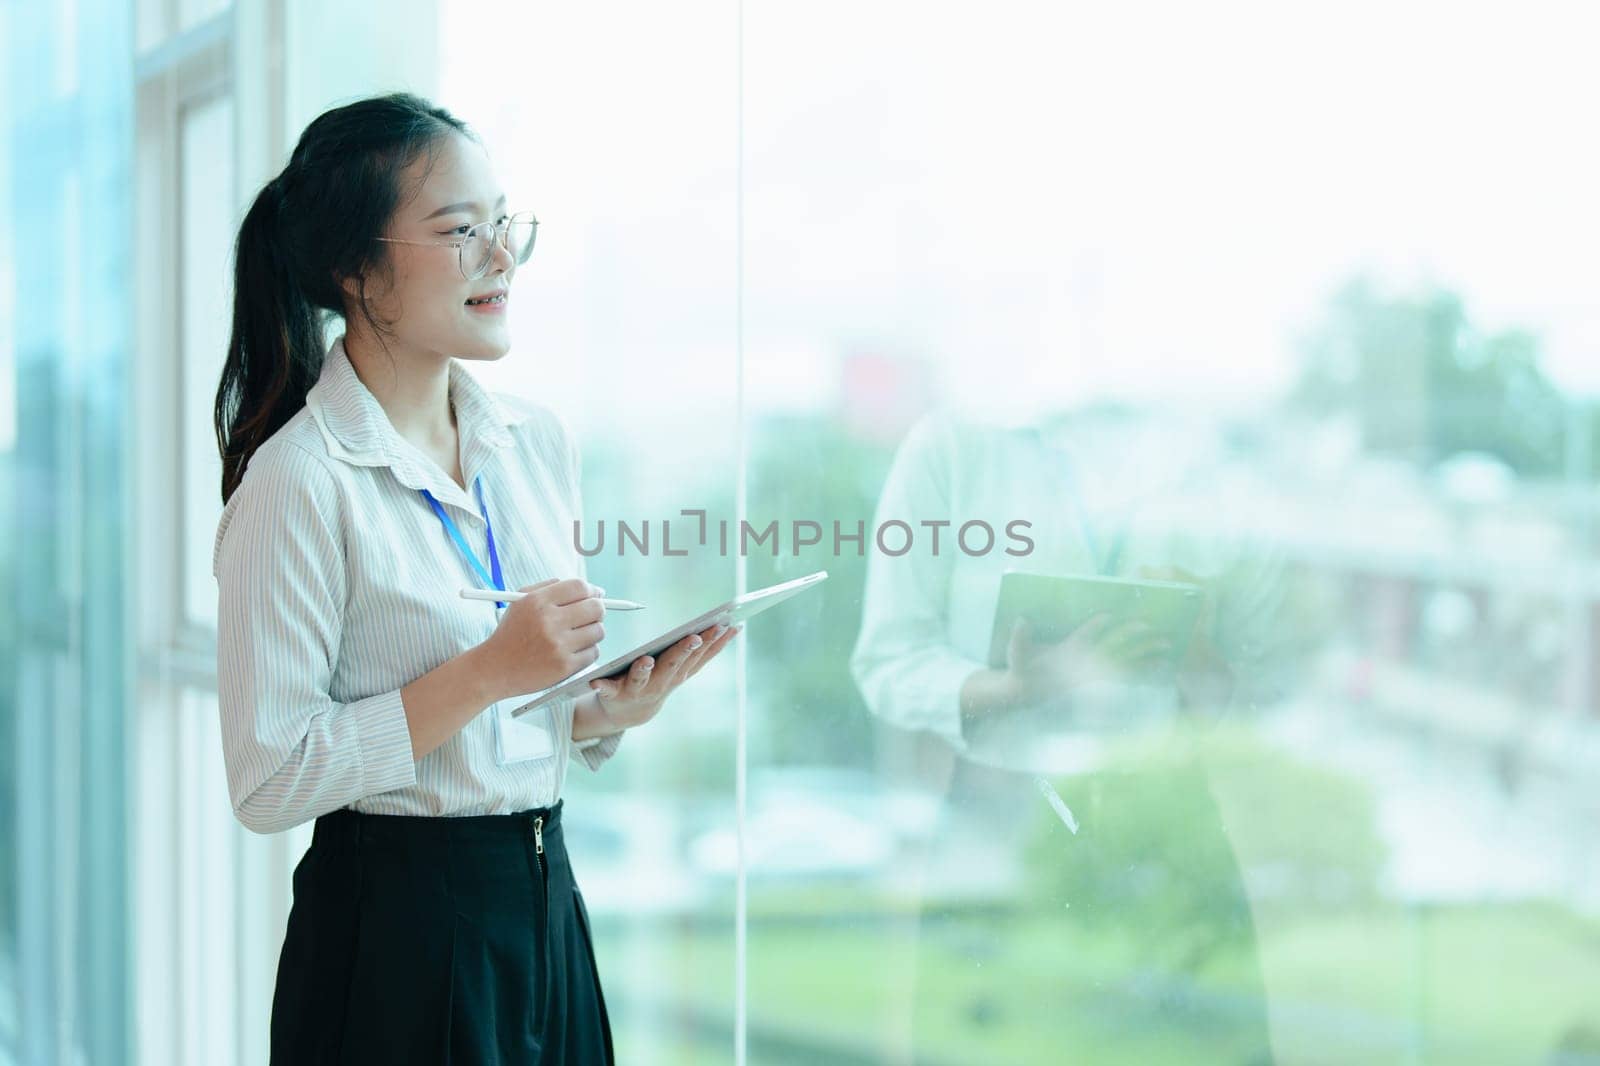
[533,815,545,878]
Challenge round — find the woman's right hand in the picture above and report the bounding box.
[999,613,1172,708]
[476,578,606,701]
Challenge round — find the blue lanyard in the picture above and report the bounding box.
[420,475,506,609]
[1033,427,1126,577]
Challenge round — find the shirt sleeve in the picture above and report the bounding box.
[570,711,625,771]
[550,409,624,772]
[848,412,986,755]
[213,441,418,834]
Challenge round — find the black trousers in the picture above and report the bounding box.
[270,799,614,1065]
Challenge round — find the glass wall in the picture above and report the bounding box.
[2,1,136,1064]
[449,2,1600,1063]
[5,2,1600,1063]
[751,6,1600,1063]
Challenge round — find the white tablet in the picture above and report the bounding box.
[509,569,829,717]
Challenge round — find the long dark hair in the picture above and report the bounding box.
[214,92,474,504]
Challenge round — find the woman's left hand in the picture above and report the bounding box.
[588,621,742,730]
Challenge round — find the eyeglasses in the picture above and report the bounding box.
[376,210,539,281]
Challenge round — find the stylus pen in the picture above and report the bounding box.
[459,588,645,610]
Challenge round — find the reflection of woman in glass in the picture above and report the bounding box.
[212,94,738,1063]
[851,404,1286,1063]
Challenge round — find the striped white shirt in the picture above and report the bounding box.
[212,334,621,834]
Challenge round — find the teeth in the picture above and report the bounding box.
[466,293,505,306]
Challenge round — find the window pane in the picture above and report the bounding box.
[2,0,135,1061]
[178,0,230,33]
[180,92,234,629]
[743,3,1600,1063]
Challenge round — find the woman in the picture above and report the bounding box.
[212,93,737,1064]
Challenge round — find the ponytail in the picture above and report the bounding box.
[214,178,325,504]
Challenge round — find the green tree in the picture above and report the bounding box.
[1290,277,1566,477]
[1023,725,1385,975]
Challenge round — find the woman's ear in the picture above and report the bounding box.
[335,270,360,307]
[335,269,380,326]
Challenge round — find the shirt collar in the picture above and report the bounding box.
[304,334,528,514]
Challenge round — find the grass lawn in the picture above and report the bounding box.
[592,898,1600,1065]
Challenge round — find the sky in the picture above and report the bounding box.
[440,0,1598,434]
[0,3,1594,453]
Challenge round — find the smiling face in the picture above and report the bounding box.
[343,132,518,363]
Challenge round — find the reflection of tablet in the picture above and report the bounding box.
[510,570,829,717]
[986,569,1202,673]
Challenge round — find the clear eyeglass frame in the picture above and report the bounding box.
[376,210,539,281]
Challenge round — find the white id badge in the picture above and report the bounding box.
[494,698,556,765]
[486,601,556,766]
